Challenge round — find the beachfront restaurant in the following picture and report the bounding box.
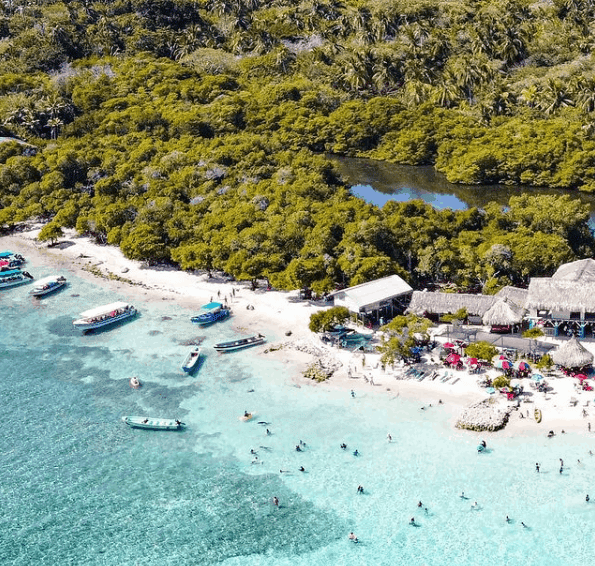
[330,274,413,325]
[525,259,595,338]
[407,286,527,332]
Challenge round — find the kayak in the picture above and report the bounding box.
[535,408,542,423]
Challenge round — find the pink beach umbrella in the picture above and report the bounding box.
[443,342,455,349]
[515,361,531,372]
[446,353,461,364]
[466,357,479,366]
[494,359,512,370]
[575,373,588,381]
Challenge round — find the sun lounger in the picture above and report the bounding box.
[451,378,460,385]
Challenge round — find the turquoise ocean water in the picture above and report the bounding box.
[1,262,594,565]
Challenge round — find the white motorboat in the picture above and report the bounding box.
[30,275,67,297]
[73,301,137,331]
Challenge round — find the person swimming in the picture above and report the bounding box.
[417,501,422,507]
[296,445,302,452]
[353,449,359,456]
[299,466,305,472]
[341,443,347,450]
[357,485,364,494]
[348,532,358,542]
[409,517,416,525]
[506,516,511,523]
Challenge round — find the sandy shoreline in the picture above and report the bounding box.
[3,227,595,439]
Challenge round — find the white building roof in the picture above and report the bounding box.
[332,275,412,311]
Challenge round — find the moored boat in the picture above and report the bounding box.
[0,269,34,289]
[73,301,136,331]
[191,302,230,326]
[181,347,202,373]
[30,275,67,297]
[121,416,184,430]
[0,251,25,268]
[214,334,265,353]
[129,376,141,389]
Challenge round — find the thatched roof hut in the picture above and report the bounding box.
[550,336,594,368]
[552,259,595,282]
[482,299,524,326]
[407,291,496,317]
[495,286,528,308]
[525,278,595,314]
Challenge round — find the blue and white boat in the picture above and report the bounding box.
[0,251,25,268]
[30,275,67,297]
[122,416,184,430]
[73,301,137,331]
[214,334,265,353]
[0,269,34,289]
[191,302,230,326]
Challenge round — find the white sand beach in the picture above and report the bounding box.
[3,226,595,438]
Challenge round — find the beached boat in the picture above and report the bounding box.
[73,301,136,331]
[121,416,184,430]
[0,251,25,268]
[535,408,542,423]
[191,302,230,326]
[0,269,34,289]
[181,347,202,373]
[214,334,265,353]
[29,275,67,297]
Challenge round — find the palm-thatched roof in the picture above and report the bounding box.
[550,336,594,368]
[482,299,525,326]
[495,286,528,308]
[525,278,595,313]
[407,291,496,317]
[552,259,595,282]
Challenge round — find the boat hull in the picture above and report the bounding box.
[181,348,201,373]
[0,277,30,289]
[214,335,265,352]
[30,281,66,297]
[122,416,183,430]
[74,309,137,331]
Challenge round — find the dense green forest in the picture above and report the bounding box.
[2,0,595,292]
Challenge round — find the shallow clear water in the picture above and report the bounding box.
[1,263,594,565]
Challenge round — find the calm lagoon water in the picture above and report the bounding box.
[2,261,595,565]
[332,156,595,226]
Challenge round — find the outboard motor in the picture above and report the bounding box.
[22,271,33,279]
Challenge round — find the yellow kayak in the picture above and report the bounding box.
[535,408,542,423]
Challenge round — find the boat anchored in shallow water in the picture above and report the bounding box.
[191,302,230,326]
[121,416,184,430]
[73,301,136,331]
[0,269,34,289]
[0,251,25,269]
[181,347,202,373]
[30,275,67,297]
[214,334,265,353]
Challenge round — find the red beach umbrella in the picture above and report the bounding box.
[443,342,455,349]
[575,373,588,381]
[514,361,531,371]
[495,359,512,370]
[466,357,479,366]
[446,353,461,364]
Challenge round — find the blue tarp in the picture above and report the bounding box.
[0,251,14,258]
[202,302,223,310]
[0,269,22,277]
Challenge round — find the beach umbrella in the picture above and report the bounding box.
[494,359,512,370]
[466,357,479,366]
[443,342,455,349]
[575,373,588,381]
[531,374,544,382]
[446,353,461,364]
[514,361,531,371]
